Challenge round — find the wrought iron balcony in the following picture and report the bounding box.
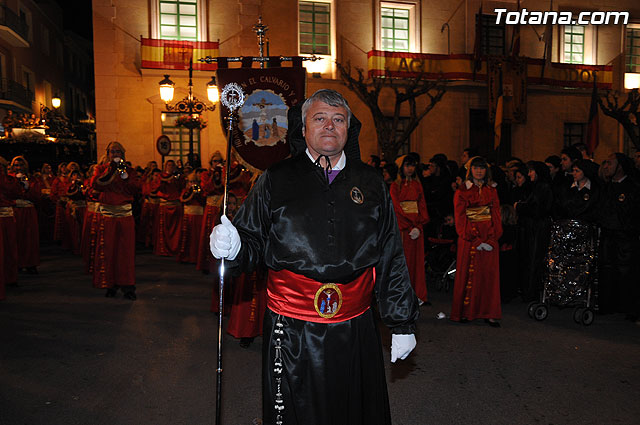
[0,79,35,109]
[0,5,29,47]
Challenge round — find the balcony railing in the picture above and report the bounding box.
[0,79,34,109]
[0,5,29,43]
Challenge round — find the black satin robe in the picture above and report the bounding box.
[229,152,419,425]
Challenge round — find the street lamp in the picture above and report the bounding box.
[159,59,218,167]
[52,95,61,109]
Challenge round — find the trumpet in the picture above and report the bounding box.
[192,183,202,194]
[114,158,129,179]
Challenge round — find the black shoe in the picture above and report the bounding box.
[485,319,501,328]
[239,337,254,348]
[123,292,137,301]
[105,288,117,298]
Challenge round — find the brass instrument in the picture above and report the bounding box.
[114,158,128,179]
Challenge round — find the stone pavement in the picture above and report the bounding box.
[1,242,639,425]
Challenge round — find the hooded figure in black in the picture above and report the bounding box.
[515,161,554,301]
[598,153,640,317]
[210,89,419,425]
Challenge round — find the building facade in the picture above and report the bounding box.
[91,0,640,167]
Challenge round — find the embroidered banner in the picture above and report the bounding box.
[216,66,306,172]
[141,38,218,71]
[367,50,612,89]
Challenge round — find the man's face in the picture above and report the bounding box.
[545,162,558,177]
[108,147,124,162]
[12,160,24,174]
[461,151,470,165]
[165,161,176,174]
[600,154,618,179]
[303,101,348,159]
[560,154,573,172]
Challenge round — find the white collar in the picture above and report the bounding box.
[305,149,346,170]
[571,178,591,190]
[613,175,627,183]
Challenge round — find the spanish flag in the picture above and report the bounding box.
[141,38,219,71]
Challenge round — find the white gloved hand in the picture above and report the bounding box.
[390,334,417,363]
[209,215,241,260]
[476,242,493,251]
[409,228,420,240]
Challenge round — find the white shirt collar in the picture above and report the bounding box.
[571,178,591,190]
[305,148,346,170]
[613,175,627,183]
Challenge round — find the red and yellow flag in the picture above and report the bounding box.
[141,38,219,71]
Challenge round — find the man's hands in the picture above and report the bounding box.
[390,334,417,363]
[209,215,241,260]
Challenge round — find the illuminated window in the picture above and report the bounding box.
[563,25,585,64]
[626,26,640,73]
[381,7,410,52]
[299,2,330,55]
[159,0,198,41]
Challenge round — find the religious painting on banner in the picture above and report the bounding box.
[216,67,306,172]
[488,57,527,124]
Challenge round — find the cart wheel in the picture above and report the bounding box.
[573,307,585,324]
[534,304,548,321]
[527,302,539,319]
[581,309,594,326]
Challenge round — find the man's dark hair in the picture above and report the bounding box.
[463,147,478,157]
[561,146,582,162]
[545,155,561,169]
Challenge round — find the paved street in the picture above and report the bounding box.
[1,242,639,425]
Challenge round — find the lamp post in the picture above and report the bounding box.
[159,59,218,167]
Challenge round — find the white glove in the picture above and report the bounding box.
[409,228,420,240]
[476,242,493,251]
[209,215,241,260]
[390,334,417,363]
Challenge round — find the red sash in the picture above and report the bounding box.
[267,268,375,323]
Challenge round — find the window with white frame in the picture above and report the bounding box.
[377,1,419,52]
[299,1,330,55]
[159,0,198,41]
[161,112,201,163]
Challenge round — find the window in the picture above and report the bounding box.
[161,112,201,163]
[159,0,198,41]
[299,2,330,55]
[42,26,50,56]
[19,6,32,42]
[478,14,506,56]
[564,122,585,147]
[563,25,585,64]
[376,2,419,53]
[626,26,640,73]
[381,7,410,52]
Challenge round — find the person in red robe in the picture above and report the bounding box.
[0,156,21,299]
[136,164,161,246]
[177,171,205,263]
[91,142,141,300]
[59,162,81,251]
[390,155,430,305]
[65,170,87,256]
[9,156,41,274]
[36,163,55,241]
[450,156,503,327]
[196,152,224,274]
[51,162,70,244]
[80,165,100,274]
[151,160,184,256]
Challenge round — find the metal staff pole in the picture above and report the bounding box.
[216,82,246,425]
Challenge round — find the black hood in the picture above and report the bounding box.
[287,103,362,161]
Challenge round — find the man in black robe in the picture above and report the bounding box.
[210,89,419,425]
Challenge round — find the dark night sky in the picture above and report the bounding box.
[52,0,93,40]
